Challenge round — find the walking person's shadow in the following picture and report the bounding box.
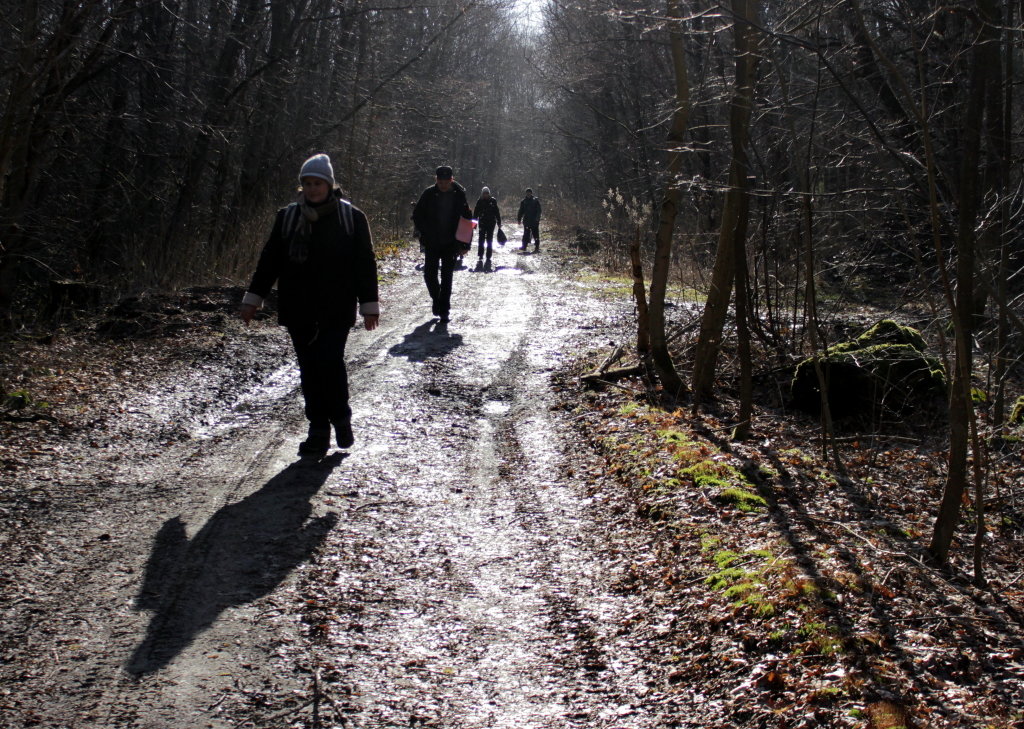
[126,455,343,674]
[387,320,463,362]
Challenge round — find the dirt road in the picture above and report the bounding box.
[2,231,676,728]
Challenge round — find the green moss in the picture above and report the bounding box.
[797,621,844,655]
[829,340,863,355]
[780,447,811,463]
[857,319,927,352]
[723,582,757,599]
[703,547,825,621]
[1011,395,1024,424]
[705,566,751,590]
[700,534,723,553]
[681,460,741,487]
[817,636,843,655]
[992,434,1021,445]
[658,428,695,446]
[798,621,827,638]
[578,271,634,300]
[3,389,49,410]
[747,595,776,617]
[679,457,765,511]
[713,550,744,569]
[708,564,776,615]
[618,401,641,416]
[716,487,767,512]
[834,343,945,388]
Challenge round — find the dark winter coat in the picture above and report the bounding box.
[517,196,542,226]
[473,196,502,228]
[412,182,472,256]
[247,194,378,328]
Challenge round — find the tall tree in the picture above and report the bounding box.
[691,0,761,403]
[647,0,692,400]
[929,0,999,572]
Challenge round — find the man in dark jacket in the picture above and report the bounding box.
[412,165,472,322]
[517,188,542,252]
[472,186,502,267]
[240,153,379,457]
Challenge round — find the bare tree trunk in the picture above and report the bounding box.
[647,0,692,400]
[732,219,753,439]
[929,0,996,571]
[691,0,760,403]
[991,1,1012,430]
[802,193,847,477]
[630,228,651,358]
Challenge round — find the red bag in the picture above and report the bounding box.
[456,217,477,244]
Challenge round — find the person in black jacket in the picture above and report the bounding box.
[517,188,542,252]
[239,153,379,458]
[411,165,472,322]
[472,186,502,267]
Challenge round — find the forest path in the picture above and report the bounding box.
[1,229,677,728]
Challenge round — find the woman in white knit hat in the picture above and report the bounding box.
[239,153,380,458]
[472,186,502,268]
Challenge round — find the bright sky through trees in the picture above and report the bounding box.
[511,0,546,32]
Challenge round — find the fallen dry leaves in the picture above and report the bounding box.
[558,352,1024,728]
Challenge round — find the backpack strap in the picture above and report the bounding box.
[283,202,302,238]
[337,198,354,236]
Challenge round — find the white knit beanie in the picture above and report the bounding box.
[298,154,335,186]
[482,186,490,195]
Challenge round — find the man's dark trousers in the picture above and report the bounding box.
[288,323,351,428]
[521,223,540,250]
[424,250,456,316]
[477,223,495,259]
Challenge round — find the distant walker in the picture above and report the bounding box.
[473,186,503,268]
[517,188,542,253]
[412,165,473,323]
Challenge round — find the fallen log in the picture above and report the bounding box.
[581,363,644,386]
[596,344,626,375]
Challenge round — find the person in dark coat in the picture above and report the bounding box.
[517,188,542,252]
[239,153,380,458]
[411,165,472,322]
[472,186,502,266]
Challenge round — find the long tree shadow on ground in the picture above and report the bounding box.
[387,320,463,362]
[126,455,343,675]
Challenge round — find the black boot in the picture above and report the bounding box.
[298,424,331,458]
[333,419,354,449]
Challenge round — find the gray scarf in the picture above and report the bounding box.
[288,192,340,263]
